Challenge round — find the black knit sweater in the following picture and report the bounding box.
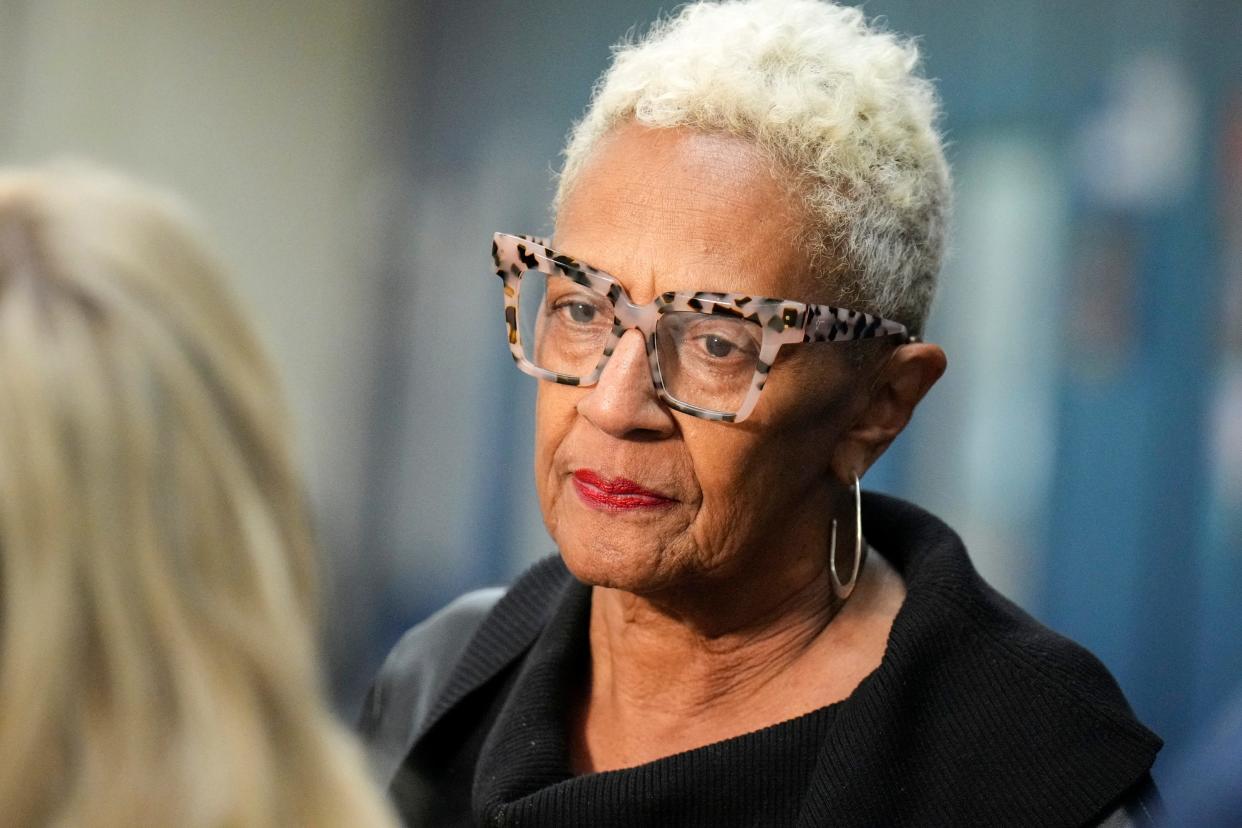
[381,493,1161,826]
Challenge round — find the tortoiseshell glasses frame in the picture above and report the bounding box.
[492,232,911,423]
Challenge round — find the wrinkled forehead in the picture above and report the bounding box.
[553,124,817,305]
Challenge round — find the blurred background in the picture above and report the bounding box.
[1,0,1237,805]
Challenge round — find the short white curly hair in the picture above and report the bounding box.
[555,0,951,336]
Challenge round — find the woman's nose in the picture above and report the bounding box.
[577,329,676,439]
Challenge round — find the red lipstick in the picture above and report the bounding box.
[571,469,674,511]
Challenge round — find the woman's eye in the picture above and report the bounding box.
[547,295,600,325]
[701,334,737,358]
[566,302,597,324]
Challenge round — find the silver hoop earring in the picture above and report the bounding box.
[829,473,863,600]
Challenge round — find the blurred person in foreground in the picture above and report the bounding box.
[0,164,397,827]
[361,1,1161,825]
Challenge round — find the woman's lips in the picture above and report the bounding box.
[571,469,675,511]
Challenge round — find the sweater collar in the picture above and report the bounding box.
[420,492,1161,826]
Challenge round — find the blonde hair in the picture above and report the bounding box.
[556,0,951,335]
[0,164,396,827]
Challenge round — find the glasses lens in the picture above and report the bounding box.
[517,270,613,378]
[656,311,761,415]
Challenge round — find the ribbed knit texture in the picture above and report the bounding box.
[392,493,1162,827]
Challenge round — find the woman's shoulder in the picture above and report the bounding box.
[867,572,1162,824]
[357,587,505,783]
[854,492,1162,824]
[891,555,1162,761]
[357,556,574,786]
[868,490,1155,735]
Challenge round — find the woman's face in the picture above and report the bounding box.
[538,122,862,595]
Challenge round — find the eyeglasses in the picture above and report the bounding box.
[492,232,911,423]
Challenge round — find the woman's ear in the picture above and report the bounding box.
[830,342,947,481]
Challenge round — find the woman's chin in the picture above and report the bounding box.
[548,491,698,593]
[557,538,685,595]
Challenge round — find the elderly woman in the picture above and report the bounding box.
[361,1,1161,825]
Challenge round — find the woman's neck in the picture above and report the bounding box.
[569,548,905,774]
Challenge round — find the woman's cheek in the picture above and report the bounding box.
[681,444,752,551]
[533,388,570,483]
